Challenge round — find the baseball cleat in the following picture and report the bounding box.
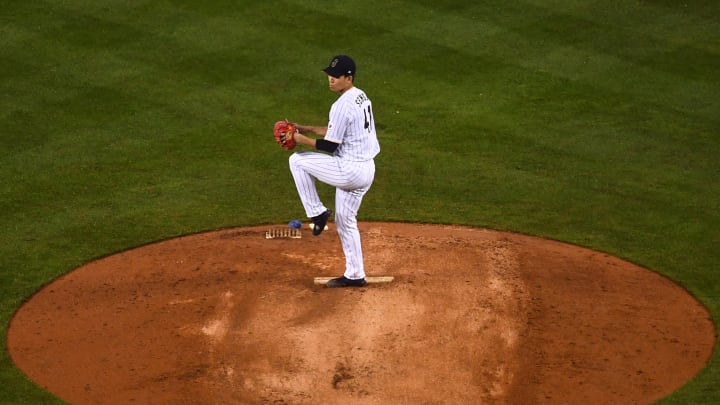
[311,209,332,236]
[326,276,367,288]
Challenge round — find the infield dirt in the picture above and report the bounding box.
[7,223,716,404]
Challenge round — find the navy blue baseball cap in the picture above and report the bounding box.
[323,55,355,78]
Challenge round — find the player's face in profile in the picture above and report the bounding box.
[327,74,352,93]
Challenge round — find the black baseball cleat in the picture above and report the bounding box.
[311,209,332,236]
[326,276,367,288]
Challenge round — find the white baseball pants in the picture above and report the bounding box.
[289,152,375,280]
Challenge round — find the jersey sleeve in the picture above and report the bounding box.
[324,100,350,144]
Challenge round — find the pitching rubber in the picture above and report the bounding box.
[313,276,394,285]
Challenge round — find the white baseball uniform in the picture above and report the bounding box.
[289,86,380,280]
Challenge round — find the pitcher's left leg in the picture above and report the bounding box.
[335,187,367,279]
[289,152,337,217]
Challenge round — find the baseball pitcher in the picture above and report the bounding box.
[273,55,380,288]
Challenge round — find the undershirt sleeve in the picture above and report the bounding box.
[316,138,339,153]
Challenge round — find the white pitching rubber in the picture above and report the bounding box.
[313,276,395,285]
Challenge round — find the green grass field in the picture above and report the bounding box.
[2,0,718,403]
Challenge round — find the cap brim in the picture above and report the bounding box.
[322,67,341,78]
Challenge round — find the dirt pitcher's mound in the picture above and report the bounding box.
[7,223,715,404]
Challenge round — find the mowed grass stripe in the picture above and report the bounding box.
[378,1,719,118]
[0,2,303,250]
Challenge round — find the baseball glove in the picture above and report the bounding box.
[273,120,297,150]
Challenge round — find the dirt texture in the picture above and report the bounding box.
[7,222,716,404]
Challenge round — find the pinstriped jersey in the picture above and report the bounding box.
[324,87,380,161]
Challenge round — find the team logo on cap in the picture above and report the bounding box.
[331,58,339,67]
